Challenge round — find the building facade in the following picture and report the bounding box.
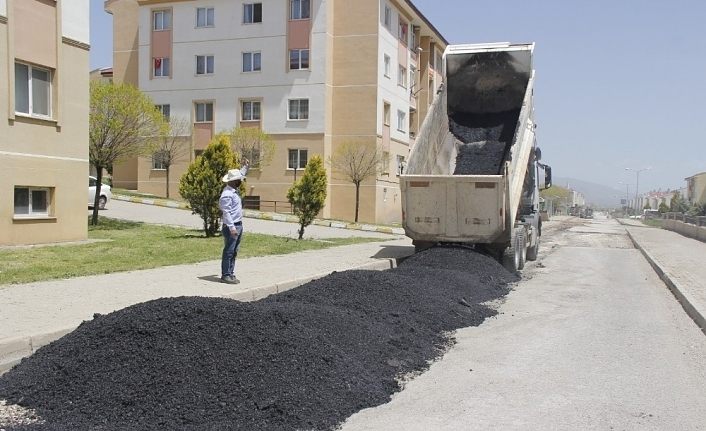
[0,0,90,246]
[685,172,706,206]
[106,0,446,224]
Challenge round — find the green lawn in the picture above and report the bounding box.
[0,217,385,285]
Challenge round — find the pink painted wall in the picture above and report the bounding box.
[151,30,171,59]
[288,19,310,49]
[194,123,213,150]
[14,0,57,68]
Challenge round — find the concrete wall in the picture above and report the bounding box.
[664,219,706,243]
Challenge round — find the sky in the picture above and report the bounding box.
[89,0,706,194]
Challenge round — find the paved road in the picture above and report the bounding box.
[342,215,706,430]
[92,200,396,239]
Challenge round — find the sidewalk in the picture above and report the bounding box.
[624,225,706,334]
[0,238,413,373]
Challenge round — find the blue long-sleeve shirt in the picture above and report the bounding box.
[219,165,249,229]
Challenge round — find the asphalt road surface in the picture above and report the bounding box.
[341,214,706,430]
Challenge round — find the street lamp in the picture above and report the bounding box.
[625,167,651,213]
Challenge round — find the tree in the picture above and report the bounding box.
[89,81,165,225]
[228,127,275,170]
[329,142,388,223]
[670,191,689,213]
[643,202,651,210]
[154,116,192,198]
[688,201,706,217]
[287,156,327,239]
[179,135,241,237]
[658,201,669,214]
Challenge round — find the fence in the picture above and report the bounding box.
[664,212,706,227]
[243,197,293,214]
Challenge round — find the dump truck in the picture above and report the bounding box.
[400,42,552,271]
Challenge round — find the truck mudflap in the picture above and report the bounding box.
[400,174,506,243]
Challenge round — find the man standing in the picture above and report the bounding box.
[219,159,249,284]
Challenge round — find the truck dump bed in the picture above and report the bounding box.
[401,43,535,244]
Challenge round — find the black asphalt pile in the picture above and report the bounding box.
[450,110,520,175]
[0,247,517,431]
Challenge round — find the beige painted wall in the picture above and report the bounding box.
[105,0,139,85]
[0,38,89,245]
[13,0,57,68]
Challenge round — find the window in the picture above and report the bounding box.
[288,149,308,169]
[154,57,170,77]
[195,102,213,122]
[242,52,261,72]
[241,101,261,121]
[196,7,214,27]
[244,3,262,23]
[398,19,408,45]
[196,55,214,75]
[288,99,309,120]
[398,65,407,88]
[152,151,168,170]
[290,0,310,19]
[410,66,416,92]
[289,49,310,70]
[397,110,406,132]
[14,63,51,118]
[14,187,50,216]
[153,10,171,30]
[382,151,390,175]
[383,102,390,126]
[435,52,443,73]
[384,55,390,78]
[384,5,392,29]
[156,104,170,119]
[396,155,406,176]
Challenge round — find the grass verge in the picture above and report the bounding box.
[0,217,385,285]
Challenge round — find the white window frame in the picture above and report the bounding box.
[396,154,406,176]
[384,5,392,29]
[153,10,171,31]
[153,57,170,77]
[289,49,310,70]
[398,65,407,88]
[241,100,261,121]
[384,54,391,78]
[288,99,309,121]
[242,51,262,73]
[14,186,50,217]
[195,102,214,123]
[383,102,391,126]
[196,55,215,75]
[156,104,170,119]
[196,7,214,28]
[287,149,308,170]
[397,109,406,132]
[152,151,167,170]
[290,0,310,20]
[14,62,52,119]
[243,3,262,23]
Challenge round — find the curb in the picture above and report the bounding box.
[0,258,399,375]
[113,194,406,236]
[626,229,706,335]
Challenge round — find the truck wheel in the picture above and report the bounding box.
[502,227,526,271]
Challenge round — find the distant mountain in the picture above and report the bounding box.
[553,177,624,208]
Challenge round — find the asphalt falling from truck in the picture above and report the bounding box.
[450,110,520,175]
[0,247,517,431]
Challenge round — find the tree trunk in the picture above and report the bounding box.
[354,181,361,223]
[91,165,103,226]
[165,165,170,198]
[298,223,305,240]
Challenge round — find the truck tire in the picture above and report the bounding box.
[502,227,526,271]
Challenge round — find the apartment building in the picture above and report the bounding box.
[106,0,446,224]
[685,172,706,206]
[0,0,90,246]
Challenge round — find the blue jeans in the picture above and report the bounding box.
[221,223,243,278]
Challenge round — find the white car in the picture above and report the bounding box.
[89,176,112,209]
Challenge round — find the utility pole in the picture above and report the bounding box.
[625,167,651,213]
